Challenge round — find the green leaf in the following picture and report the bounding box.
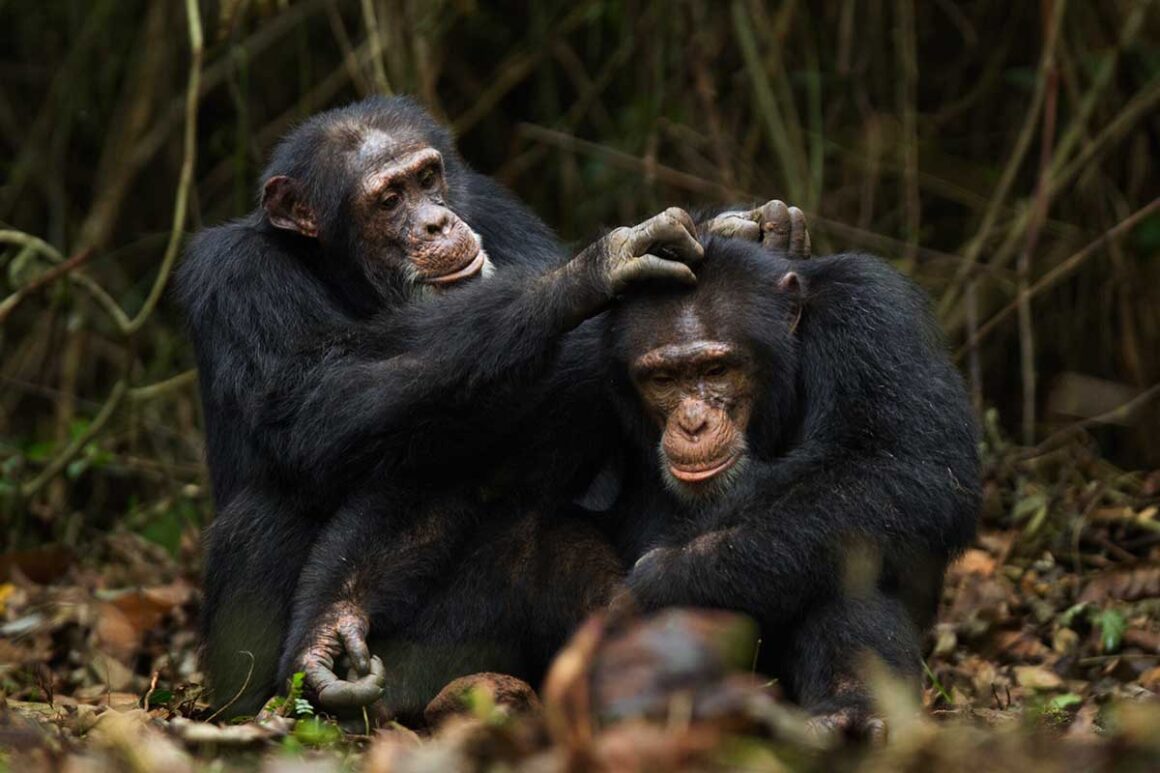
[1046,693,1083,712]
[66,458,89,480]
[1059,602,1089,627]
[1094,608,1127,653]
[148,689,174,706]
[292,717,341,747]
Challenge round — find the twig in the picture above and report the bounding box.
[1024,383,1160,459]
[954,197,1160,360]
[965,280,983,415]
[519,122,972,267]
[894,0,920,269]
[204,651,256,724]
[359,0,392,94]
[0,249,94,324]
[123,0,203,336]
[937,0,1066,317]
[20,380,127,499]
[452,2,597,136]
[730,0,807,203]
[1017,1,1062,445]
[17,0,204,502]
[128,369,198,402]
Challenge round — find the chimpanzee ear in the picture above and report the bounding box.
[777,271,805,334]
[261,176,319,238]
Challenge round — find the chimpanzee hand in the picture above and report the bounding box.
[578,207,704,296]
[293,600,385,712]
[702,199,811,259]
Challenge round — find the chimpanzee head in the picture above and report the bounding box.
[258,96,493,300]
[608,238,803,500]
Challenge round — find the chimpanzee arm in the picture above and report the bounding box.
[185,208,699,495]
[274,490,473,710]
[624,450,974,622]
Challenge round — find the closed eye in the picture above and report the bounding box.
[418,165,439,189]
[704,364,727,378]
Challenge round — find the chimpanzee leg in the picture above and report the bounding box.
[367,508,623,724]
[202,490,326,717]
[779,590,921,740]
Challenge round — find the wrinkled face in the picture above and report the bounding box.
[261,128,492,298]
[631,338,755,497]
[352,138,490,289]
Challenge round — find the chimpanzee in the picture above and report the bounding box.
[176,95,704,718]
[601,237,980,736]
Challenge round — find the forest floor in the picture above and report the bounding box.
[2,426,1160,771]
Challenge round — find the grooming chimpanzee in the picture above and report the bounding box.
[176,95,704,717]
[602,237,980,736]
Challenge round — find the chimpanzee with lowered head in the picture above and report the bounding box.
[601,236,980,737]
[176,95,705,718]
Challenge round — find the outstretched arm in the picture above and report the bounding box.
[202,209,702,493]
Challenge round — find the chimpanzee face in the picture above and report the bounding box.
[260,129,492,298]
[630,332,757,498]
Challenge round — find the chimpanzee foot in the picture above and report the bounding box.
[702,199,811,259]
[295,601,385,712]
[807,706,888,744]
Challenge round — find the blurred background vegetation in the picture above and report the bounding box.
[1,0,1158,552]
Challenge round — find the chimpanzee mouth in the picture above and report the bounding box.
[423,248,486,285]
[668,454,740,483]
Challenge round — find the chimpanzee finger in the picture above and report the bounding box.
[787,206,811,259]
[759,200,792,252]
[662,206,699,239]
[633,209,703,266]
[863,717,888,746]
[313,657,385,711]
[337,621,371,675]
[610,255,697,293]
[702,213,761,241]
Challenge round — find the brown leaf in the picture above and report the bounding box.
[948,549,997,580]
[0,546,75,584]
[1122,628,1160,654]
[1013,666,1064,690]
[994,630,1050,661]
[1078,566,1160,603]
[1139,666,1160,691]
[94,581,193,658]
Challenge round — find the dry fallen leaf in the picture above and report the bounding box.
[1079,567,1160,604]
[1013,666,1064,691]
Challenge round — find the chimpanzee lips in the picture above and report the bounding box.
[423,247,486,285]
[668,453,739,483]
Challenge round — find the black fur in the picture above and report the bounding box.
[604,237,980,717]
[177,96,619,717]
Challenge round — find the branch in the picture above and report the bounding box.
[0,249,94,324]
[954,197,1160,361]
[124,0,203,335]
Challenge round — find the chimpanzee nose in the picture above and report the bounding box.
[677,402,709,437]
[423,208,450,237]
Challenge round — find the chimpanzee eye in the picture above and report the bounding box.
[651,373,675,388]
[705,364,727,378]
[380,192,402,211]
[418,166,439,189]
